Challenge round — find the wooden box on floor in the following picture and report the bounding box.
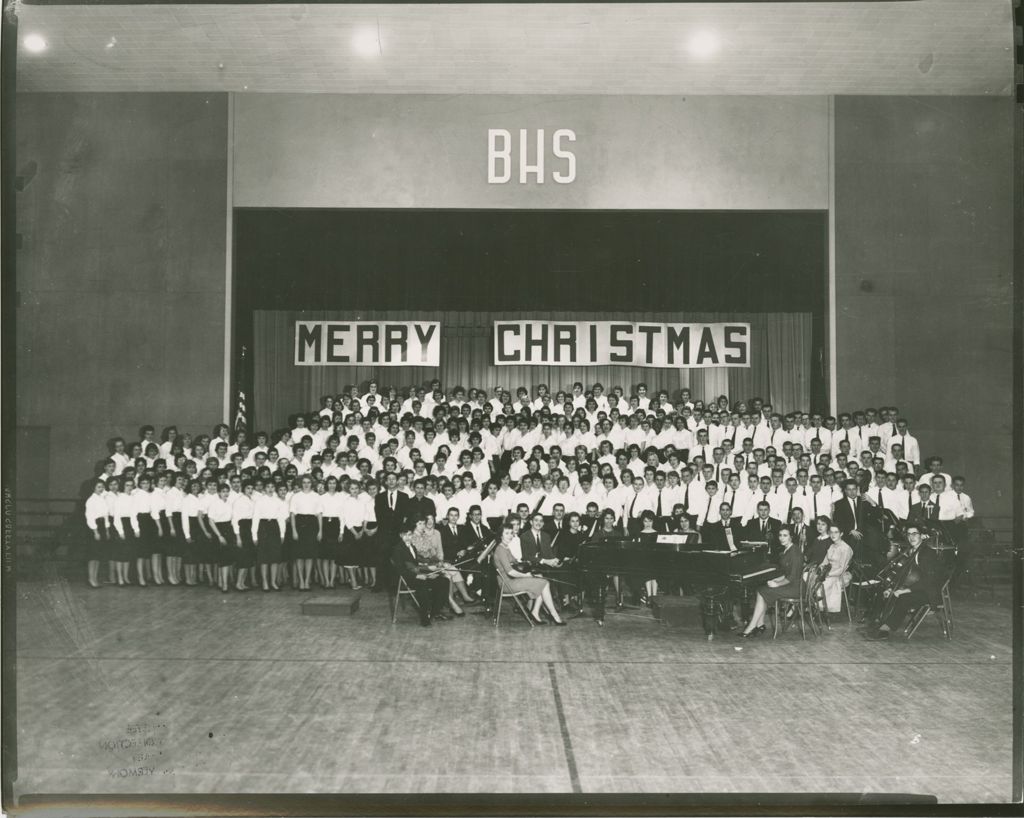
[300,591,362,616]
[650,595,699,627]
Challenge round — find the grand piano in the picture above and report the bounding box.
[575,534,781,635]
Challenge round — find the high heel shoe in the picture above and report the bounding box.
[553,619,568,626]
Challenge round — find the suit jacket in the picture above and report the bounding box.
[520,528,555,561]
[700,519,745,551]
[459,521,493,553]
[554,529,587,560]
[543,518,569,538]
[390,537,422,584]
[439,523,464,561]
[831,496,871,537]
[406,495,436,522]
[743,517,782,551]
[789,522,811,553]
[375,490,411,535]
[907,501,941,527]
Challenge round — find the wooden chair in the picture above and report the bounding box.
[493,575,535,628]
[390,575,421,624]
[772,575,808,640]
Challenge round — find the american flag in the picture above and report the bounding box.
[233,345,248,433]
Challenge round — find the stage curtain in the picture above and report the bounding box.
[765,312,813,415]
[253,310,810,433]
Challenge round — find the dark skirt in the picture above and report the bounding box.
[236,519,256,569]
[321,517,341,559]
[293,514,319,560]
[256,519,282,565]
[358,529,382,568]
[338,528,360,565]
[112,518,135,562]
[759,580,802,606]
[138,515,158,558]
[213,521,236,567]
[183,516,200,564]
[151,511,169,553]
[165,512,183,558]
[88,519,109,561]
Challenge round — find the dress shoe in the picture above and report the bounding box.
[553,619,568,626]
[864,628,890,640]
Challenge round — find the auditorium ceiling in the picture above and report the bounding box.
[15,0,1014,96]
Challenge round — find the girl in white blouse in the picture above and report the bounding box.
[231,482,256,592]
[111,478,138,586]
[319,476,346,590]
[338,479,368,589]
[252,482,287,591]
[181,480,202,586]
[131,476,157,586]
[164,473,187,586]
[205,483,235,593]
[148,474,168,586]
[289,476,323,591]
[84,479,109,588]
[196,479,221,587]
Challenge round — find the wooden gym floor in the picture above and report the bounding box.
[9,565,1015,804]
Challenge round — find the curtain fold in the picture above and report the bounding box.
[253,310,811,433]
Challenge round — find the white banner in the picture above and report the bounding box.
[493,321,750,368]
[295,321,440,366]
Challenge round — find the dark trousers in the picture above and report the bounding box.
[883,588,929,630]
[410,576,449,621]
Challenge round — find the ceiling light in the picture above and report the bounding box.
[687,30,719,59]
[351,26,381,57]
[23,34,47,54]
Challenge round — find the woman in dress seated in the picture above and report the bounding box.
[739,526,803,637]
[412,514,476,615]
[492,524,567,625]
[818,522,854,613]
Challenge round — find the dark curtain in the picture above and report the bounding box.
[253,310,811,432]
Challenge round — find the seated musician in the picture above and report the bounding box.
[459,505,493,559]
[438,507,463,561]
[739,526,803,637]
[391,519,451,627]
[818,523,853,613]
[522,512,556,567]
[593,509,620,541]
[492,524,567,625]
[700,502,743,550]
[664,503,701,543]
[864,524,944,640]
[412,514,477,615]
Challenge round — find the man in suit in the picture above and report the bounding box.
[375,472,411,537]
[788,507,811,556]
[439,507,464,561]
[544,504,569,538]
[907,484,942,527]
[459,505,494,557]
[390,520,449,627]
[700,502,745,551]
[375,473,412,587]
[865,524,946,640]
[743,501,782,555]
[522,512,555,563]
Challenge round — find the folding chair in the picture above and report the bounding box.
[940,578,953,633]
[904,603,950,640]
[493,575,535,628]
[391,575,421,624]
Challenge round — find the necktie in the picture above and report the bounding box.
[705,496,712,522]
[714,464,721,481]
[812,494,818,518]
[761,520,767,538]
[451,524,457,536]
[787,496,793,519]
[850,499,857,528]
[389,492,395,511]
[474,524,480,539]
[629,494,638,519]
[879,491,885,510]
[845,430,849,443]
[657,490,663,516]
[683,485,690,511]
